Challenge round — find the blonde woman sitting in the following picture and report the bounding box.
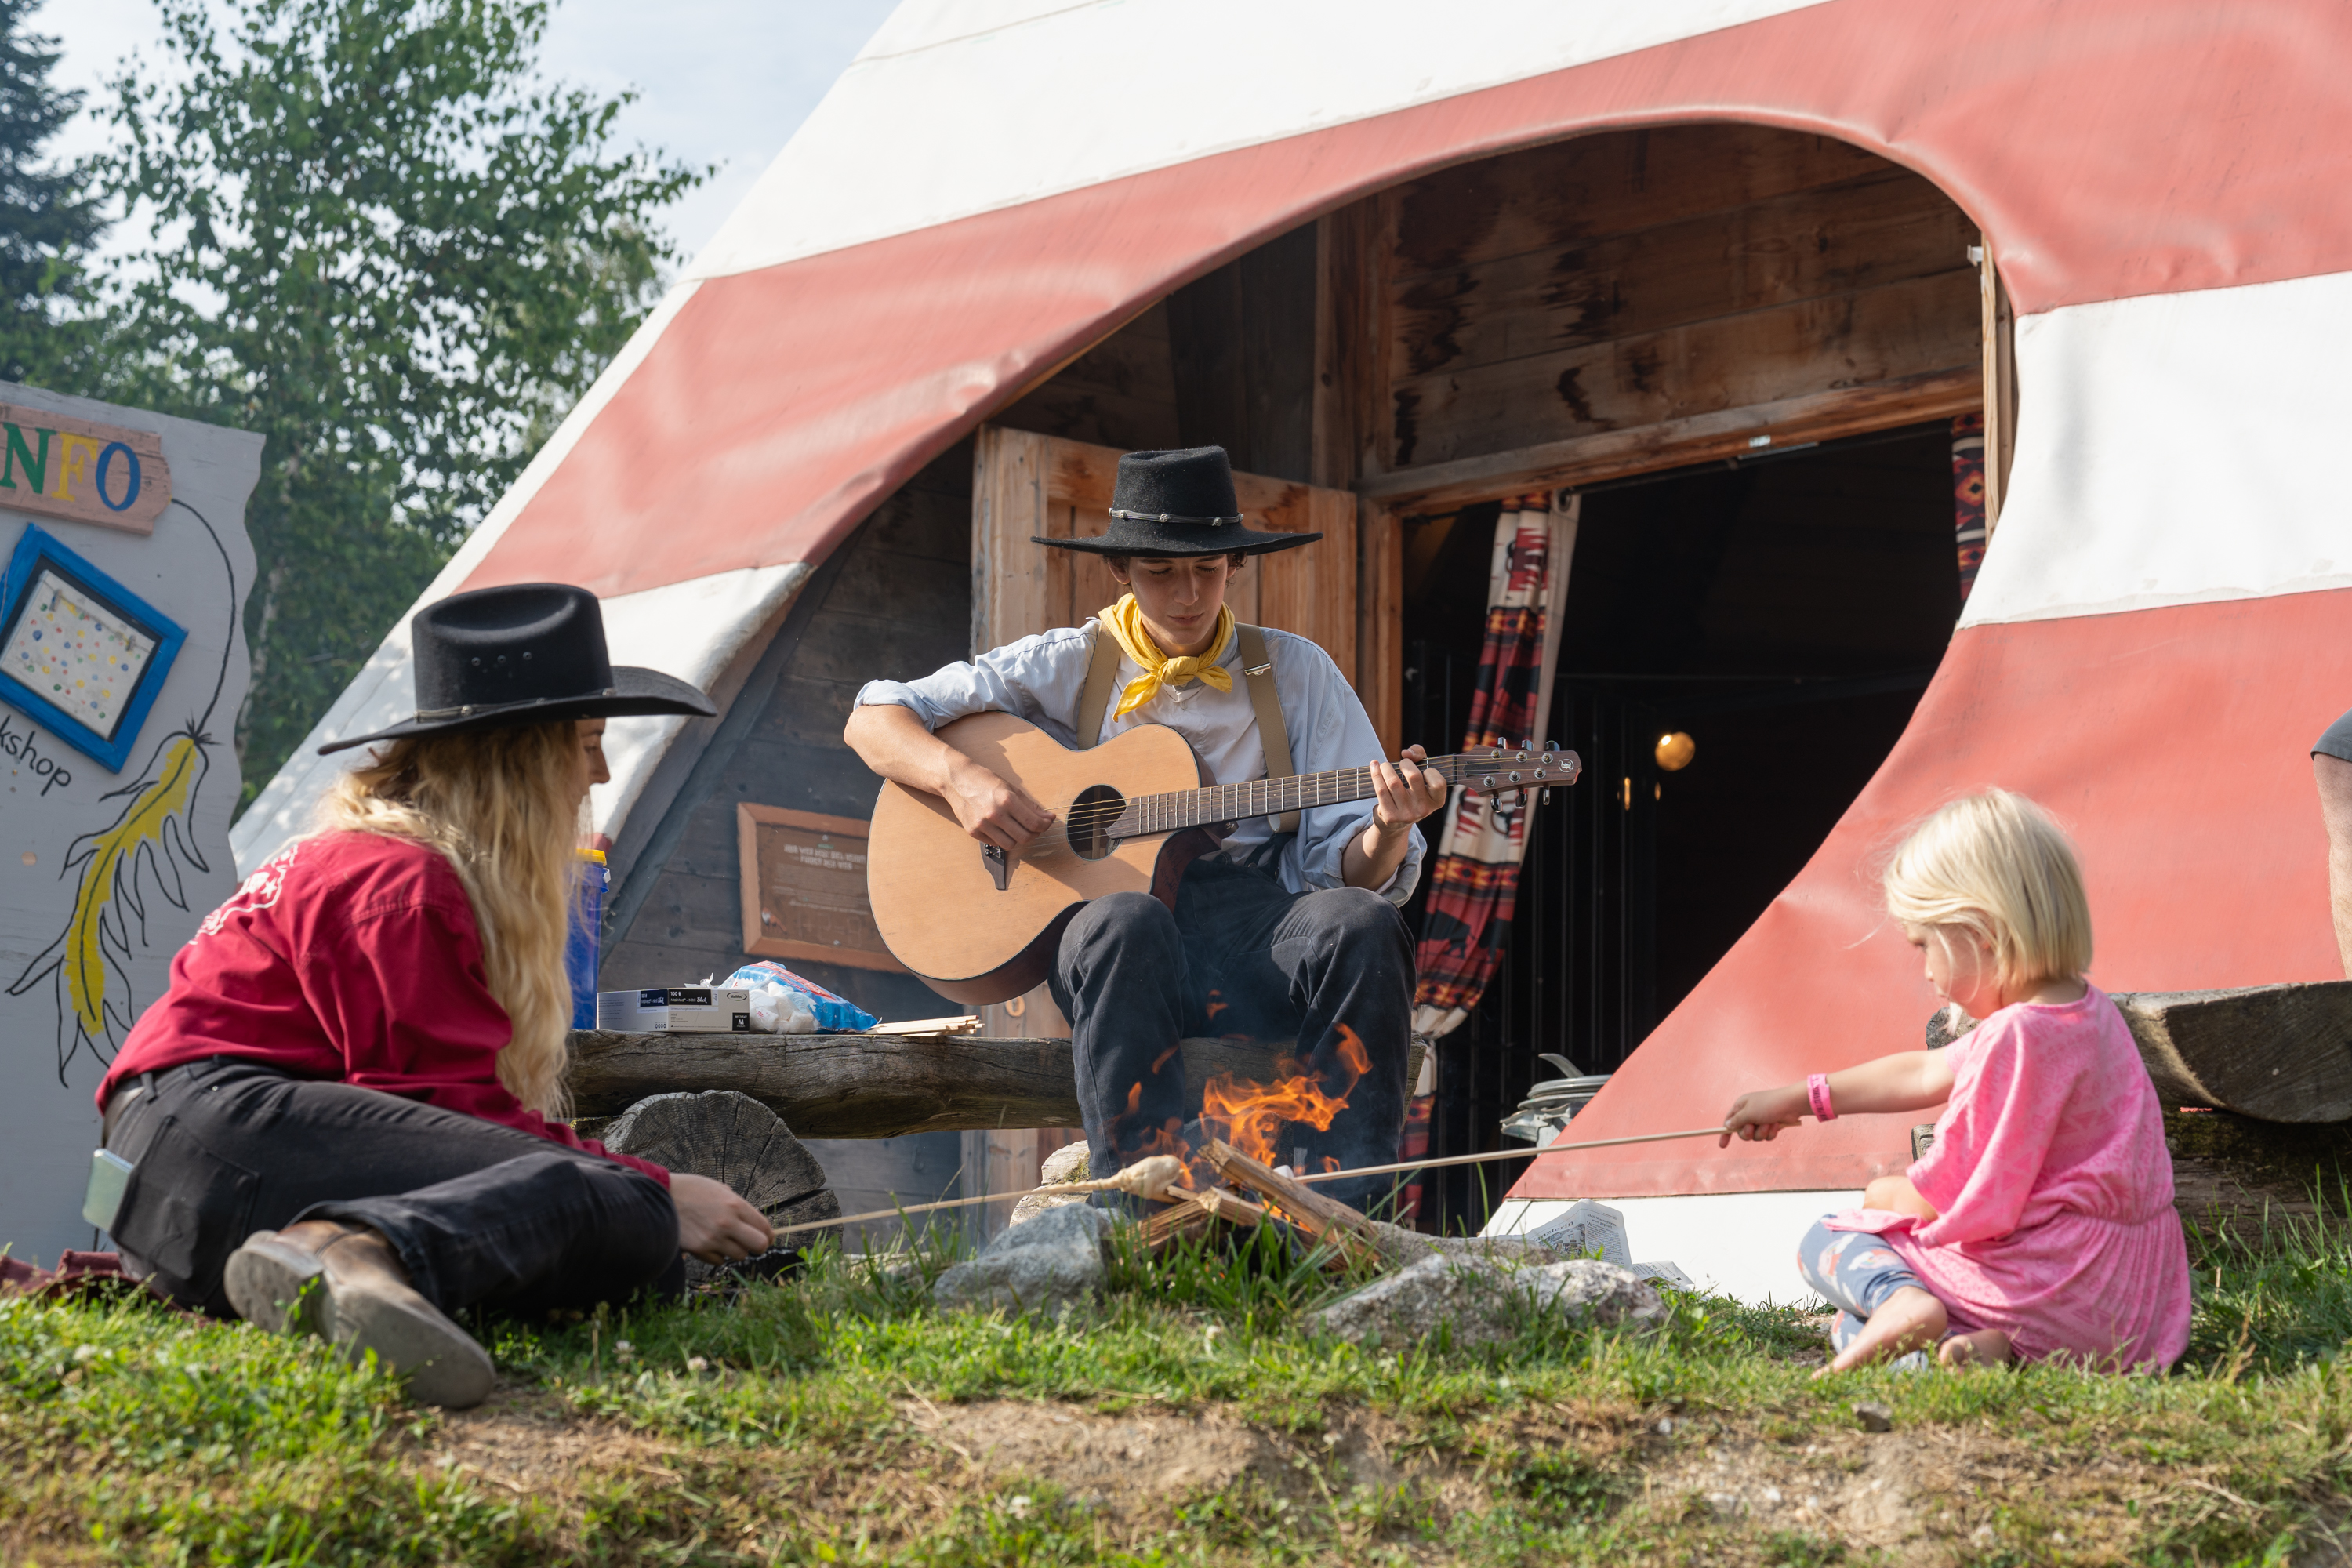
[93,585,773,1406]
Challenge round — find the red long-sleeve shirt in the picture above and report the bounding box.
[101,830,668,1187]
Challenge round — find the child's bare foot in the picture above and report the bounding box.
[1815,1286,1948,1376]
[1938,1328,2011,1368]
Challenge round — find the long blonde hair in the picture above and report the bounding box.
[317,722,581,1116]
[1882,789,2093,989]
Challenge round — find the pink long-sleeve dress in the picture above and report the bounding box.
[1826,986,2193,1370]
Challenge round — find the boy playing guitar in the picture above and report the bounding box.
[844,446,1449,1207]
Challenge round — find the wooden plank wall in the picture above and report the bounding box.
[1359,125,1982,506]
[599,442,977,1240]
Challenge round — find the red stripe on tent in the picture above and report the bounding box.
[1511,588,2352,1200]
[467,0,2352,601]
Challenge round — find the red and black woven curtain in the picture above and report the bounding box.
[1410,493,1578,1040]
[1951,412,1988,601]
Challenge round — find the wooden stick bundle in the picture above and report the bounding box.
[766,1123,1726,1243]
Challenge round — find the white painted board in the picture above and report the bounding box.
[0,382,260,1269]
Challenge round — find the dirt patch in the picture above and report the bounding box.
[897,1396,1489,1519]
[425,1383,684,1494]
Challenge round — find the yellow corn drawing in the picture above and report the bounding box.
[11,729,212,1078]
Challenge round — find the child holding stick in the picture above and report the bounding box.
[1720,789,2191,1372]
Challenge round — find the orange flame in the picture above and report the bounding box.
[1116,1080,1189,1165]
[1196,1022,1372,1175]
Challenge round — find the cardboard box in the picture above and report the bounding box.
[595,986,753,1033]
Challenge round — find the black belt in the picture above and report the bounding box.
[100,1071,156,1145]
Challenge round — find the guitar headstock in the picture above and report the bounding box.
[1443,741,1582,796]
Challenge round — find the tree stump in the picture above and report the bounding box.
[601,1091,842,1278]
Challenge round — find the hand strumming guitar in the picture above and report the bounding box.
[845,702,1056,851]
[941,748,1056,851]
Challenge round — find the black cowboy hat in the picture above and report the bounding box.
[1034,446,1319,558]
[317,583,717,755]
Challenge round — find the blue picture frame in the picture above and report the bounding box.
[0,523,187,772]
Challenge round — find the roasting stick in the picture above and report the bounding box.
[1286,1125,1732,1188]
[762,1125,1730,1244]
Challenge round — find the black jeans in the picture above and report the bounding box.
[1049,856,1414,1213]
[102,1058,683,1319]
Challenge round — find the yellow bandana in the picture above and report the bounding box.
[1098,593,1235,718]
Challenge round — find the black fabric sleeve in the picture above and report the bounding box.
[2316,709,2352,762]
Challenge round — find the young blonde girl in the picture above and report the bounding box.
[1722,789,2192,1372]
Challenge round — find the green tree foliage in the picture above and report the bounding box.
[0,0,105,385]
[99,0,700,799]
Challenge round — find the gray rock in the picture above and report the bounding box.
[1854,1402,1894,1433]
[1007,1141,1095,1228]
[1525,1200,1633,1268]
[1312,1253,1664,1350]
[933,1201,1112,1316]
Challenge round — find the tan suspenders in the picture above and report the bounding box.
[1076,622,1298,835]
[1235,626,1298,836]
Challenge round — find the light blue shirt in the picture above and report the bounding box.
[855,619,1424,904]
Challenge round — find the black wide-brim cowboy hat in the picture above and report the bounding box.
[318,583,717,755]
[1035,445,1319,558]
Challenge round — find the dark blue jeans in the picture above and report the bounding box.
[1049,856,1414,1214]
[101,1058,682,1319]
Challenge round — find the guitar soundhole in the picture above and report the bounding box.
[1069,783,1124,860]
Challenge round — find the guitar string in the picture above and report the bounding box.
[1048,750,1570,840]
[1053,753,1564,833]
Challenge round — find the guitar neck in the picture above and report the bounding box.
[1112,747,1574,839]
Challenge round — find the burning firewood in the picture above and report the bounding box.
[1200,1139,1381,1265]
[1137,1183,1287,1255]
[1139,1196,1214,1250]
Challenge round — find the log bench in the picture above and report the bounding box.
[568,1029,1290,1139]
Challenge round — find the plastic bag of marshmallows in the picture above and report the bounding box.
[726,961,878,1033]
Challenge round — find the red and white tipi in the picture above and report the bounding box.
[237,0,2352,1295]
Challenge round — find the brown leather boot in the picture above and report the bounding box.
[223,1221,496,1409]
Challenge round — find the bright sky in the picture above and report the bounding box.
[40,0,901,269]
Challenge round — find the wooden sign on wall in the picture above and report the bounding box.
[736,803,905,972]
[0,403,172,535]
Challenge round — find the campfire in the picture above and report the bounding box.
[1099,1024,1396,1265]
[1192,1022,1370,1182]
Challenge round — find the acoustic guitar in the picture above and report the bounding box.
[866,712,1581,1004]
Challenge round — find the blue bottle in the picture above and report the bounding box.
[567,848,607,1029]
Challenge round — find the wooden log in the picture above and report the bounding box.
[568,1030,1292,1138]
[2165,1109,2352,1235]
[2113,983,2352,1124]
[600,1091,841,1276]
[1922,983,2352,1125]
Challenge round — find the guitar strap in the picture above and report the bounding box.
[1236,626,1299,837]
[1075,627,1123,750]
[1078,622,1299,835]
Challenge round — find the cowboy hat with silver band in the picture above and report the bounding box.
[1033,445,1319,558]
[317,583,716,755]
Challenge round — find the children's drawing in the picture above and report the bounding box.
[0,524,187,771]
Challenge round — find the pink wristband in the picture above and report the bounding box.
[1806,1073,1837,1122]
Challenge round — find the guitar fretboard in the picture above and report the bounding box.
[1110,747,1578,840]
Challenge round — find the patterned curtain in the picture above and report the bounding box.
[1951,412,1988,601]
[1409,492,1580,1040]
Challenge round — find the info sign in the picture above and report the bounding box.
[0,402,172,535]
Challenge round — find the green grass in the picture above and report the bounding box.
[8,1209,2352,1566]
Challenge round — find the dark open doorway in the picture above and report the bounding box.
[1400,419,1964,1233]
